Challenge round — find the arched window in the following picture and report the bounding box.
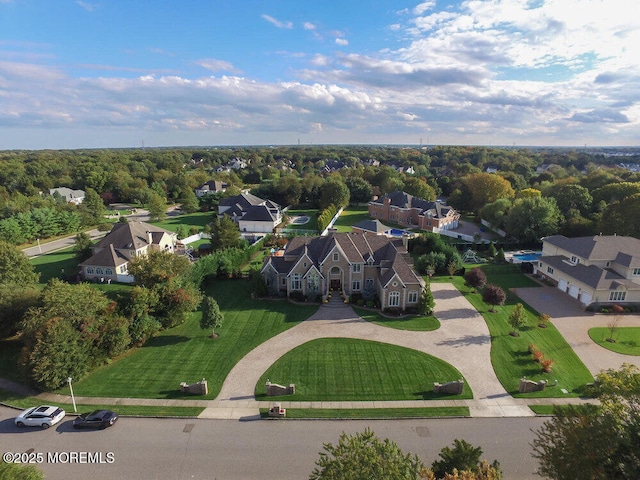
[388,291,400,307]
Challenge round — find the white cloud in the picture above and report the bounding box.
[413,1,436,16]
[76,1,99,12]
[195,59,242,74]
[303,22,316,31]
[335,38,349,46]
[261,14,293,29]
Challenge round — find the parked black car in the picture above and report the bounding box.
[72,410,119,429]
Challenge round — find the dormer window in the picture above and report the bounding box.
[570,256,579,264]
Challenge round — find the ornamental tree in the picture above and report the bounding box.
[482,284,506,313]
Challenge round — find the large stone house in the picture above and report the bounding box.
[535,234,640,307]
[78,221,178,283]
[219,192,282,233]
[368,191,459,232]
[260,232,425,310]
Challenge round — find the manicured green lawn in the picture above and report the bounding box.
[438,264,593,397]
[589,327,640,355]
[353,307,440,331]
[30,247,80,284]
[260,407,470,419]
[255,338,472,401]
[150,211,213,233]
[63,280,318,400]
[0,389,203,417]
[332,206,370,232]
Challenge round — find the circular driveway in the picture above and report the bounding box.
[216,283,508,402]
[513,286,640,376]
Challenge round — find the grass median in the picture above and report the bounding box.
[260,407,470,419]
[256,338,472,401]
[588,327,640,355]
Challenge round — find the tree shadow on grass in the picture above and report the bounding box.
[143,335,190,347]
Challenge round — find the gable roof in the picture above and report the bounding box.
[370,190,456,219]
[544,235,640,263]
[92,221,175,251]
[268,232,422,287]
[353,219,390,234]
[542,255,639,291]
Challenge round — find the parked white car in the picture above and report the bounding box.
[15,405,66,429]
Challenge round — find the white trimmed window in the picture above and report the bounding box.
[352,280,361,291]
[547,266,554,274]
[389,291,400,307]
[408,291,418,303]
[333,253,339,262]
[633,268,640,276]
[609,291,627,302]
[291,273,302,290]
[352,263,361,273]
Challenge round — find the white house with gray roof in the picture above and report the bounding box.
[535,234,640,307]
[219,192,282,233]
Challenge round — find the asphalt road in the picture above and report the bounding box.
[0,406,547,479]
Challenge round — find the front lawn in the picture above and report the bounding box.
[353,307,440,331]
[255,338,472,401]
[589,327,640,355]
[438,264,593,397]
[63,280,318,400]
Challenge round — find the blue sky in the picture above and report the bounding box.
[1,0,639,149]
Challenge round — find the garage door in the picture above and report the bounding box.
[558,279,567,292]
[579,291,592,305]
[568,285,579,299]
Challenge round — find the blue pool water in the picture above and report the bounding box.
[389,228,406,236]
[513,253,541,262]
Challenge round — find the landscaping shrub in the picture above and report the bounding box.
[289,291,306,302]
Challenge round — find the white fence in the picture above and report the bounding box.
[480,219,507,237]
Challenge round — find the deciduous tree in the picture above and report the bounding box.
[482,284,506,313]
[309,428,424,480]
[200,296,223,338]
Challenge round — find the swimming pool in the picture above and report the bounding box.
[388,228,406,236]
[513,252,541,262]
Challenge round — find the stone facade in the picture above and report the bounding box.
[261,232,424,311]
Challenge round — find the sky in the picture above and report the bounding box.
[1,0,639,149]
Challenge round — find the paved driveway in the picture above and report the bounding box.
[216,283,509,403]
[513,286,640,376]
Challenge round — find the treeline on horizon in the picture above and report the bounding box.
[1,144,640,245]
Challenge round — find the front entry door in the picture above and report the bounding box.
[330,279,341,290]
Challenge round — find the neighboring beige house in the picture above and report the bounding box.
[261,232,425,310]
[219,192,282,233]
[368,191,459,232]
[195,180,228,197]
[79,221,178,283]
[535,234,640,307]
[49,187,85,205]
